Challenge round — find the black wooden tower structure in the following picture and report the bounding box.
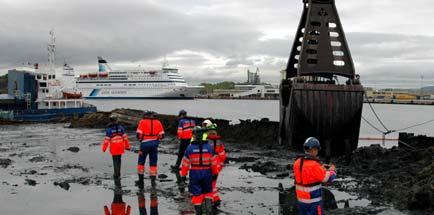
[279,0,364,158]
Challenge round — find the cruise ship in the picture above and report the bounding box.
[76,57,203,99]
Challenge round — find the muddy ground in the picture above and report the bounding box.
[1,110,433,214]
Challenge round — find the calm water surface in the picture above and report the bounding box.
[87,99,434,146]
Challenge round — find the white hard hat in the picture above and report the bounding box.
[202,119,213,127]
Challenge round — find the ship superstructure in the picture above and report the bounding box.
[76,57,203,99]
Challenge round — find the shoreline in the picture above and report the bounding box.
[195,97,434,105]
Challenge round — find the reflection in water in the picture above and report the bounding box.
[175,171,195,215]
[138,188,159,215]
[104,189,131,215]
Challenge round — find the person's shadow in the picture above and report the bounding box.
[104,188,131,215]
[138,187,159,215]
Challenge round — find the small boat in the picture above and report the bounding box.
[62,91,82,99]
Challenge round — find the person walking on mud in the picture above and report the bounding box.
[136,111,165,189]
[102,114,131,188]
[293,137,336,215]
[171,109,196,171]
[202,119,226,208]
[180,126,220,215]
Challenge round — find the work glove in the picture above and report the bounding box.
[129,146,139,153]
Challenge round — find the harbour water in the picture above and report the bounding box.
[88,99,434,146]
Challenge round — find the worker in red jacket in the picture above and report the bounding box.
[102,115,130,187]
[136,111,165,189]
[180,126,220,215]
[104,189,131,215]
[171,109,196,171]
[202,119,226,207]
[293,137,336,215]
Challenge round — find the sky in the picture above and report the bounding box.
[0,0,433,88]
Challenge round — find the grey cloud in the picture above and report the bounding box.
[0,0,261,67]
[0,0,433,89]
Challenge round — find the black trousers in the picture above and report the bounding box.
[112,155,122,179]
[175,139,191,167]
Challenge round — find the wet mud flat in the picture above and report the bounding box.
[1,110,433,214]
[0,123,288,214]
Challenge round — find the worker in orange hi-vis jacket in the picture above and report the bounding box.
[136,110,165,189]
[102,115,130,187]
[293,137,337,215]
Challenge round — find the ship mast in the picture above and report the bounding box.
[47,30,56,74]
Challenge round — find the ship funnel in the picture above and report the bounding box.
[97,56,112,72]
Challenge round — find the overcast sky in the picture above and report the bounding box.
[0,0,433,88]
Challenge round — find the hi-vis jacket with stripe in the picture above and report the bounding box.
[293,155,336,204]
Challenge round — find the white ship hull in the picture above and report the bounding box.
[78,83,202,99]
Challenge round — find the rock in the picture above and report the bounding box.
[227,156,258,163]
[28,156,48,163]
[240,161,285,174]
[54,181,70,191]
[0,158,12,168]
[66,147,80,153]
[25,179,37,186]
[70,108,279,146]
[158,174,168,179]
[56,164,89,172]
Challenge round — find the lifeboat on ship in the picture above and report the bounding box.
[62,91,83,99]
[88,73,98,78]
[98,72,108,78]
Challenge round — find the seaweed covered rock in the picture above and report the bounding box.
[339,133,434,212]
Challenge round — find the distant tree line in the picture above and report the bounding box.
[0,74,7,94]
[200,81,235,93]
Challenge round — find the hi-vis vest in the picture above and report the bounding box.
[178,118,195,140]
[136,118,164,142]
[293,156,336,204]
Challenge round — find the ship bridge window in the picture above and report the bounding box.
[40,82,47,87]
[37,75,41,79]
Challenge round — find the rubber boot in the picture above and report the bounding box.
[114,176,121,188]
[137,174,144,190]
[204,198,213,215]
[194,205,202,215]
[150,176,156,187]
[170,165,179,172]
[213,200,221,208]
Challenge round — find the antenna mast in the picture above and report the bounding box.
[48,30,56,74]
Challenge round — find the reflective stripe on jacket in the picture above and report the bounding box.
[293,156,336,204]
[136,118,164,142]
[177,118,196,140]
[180,140,220,177]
